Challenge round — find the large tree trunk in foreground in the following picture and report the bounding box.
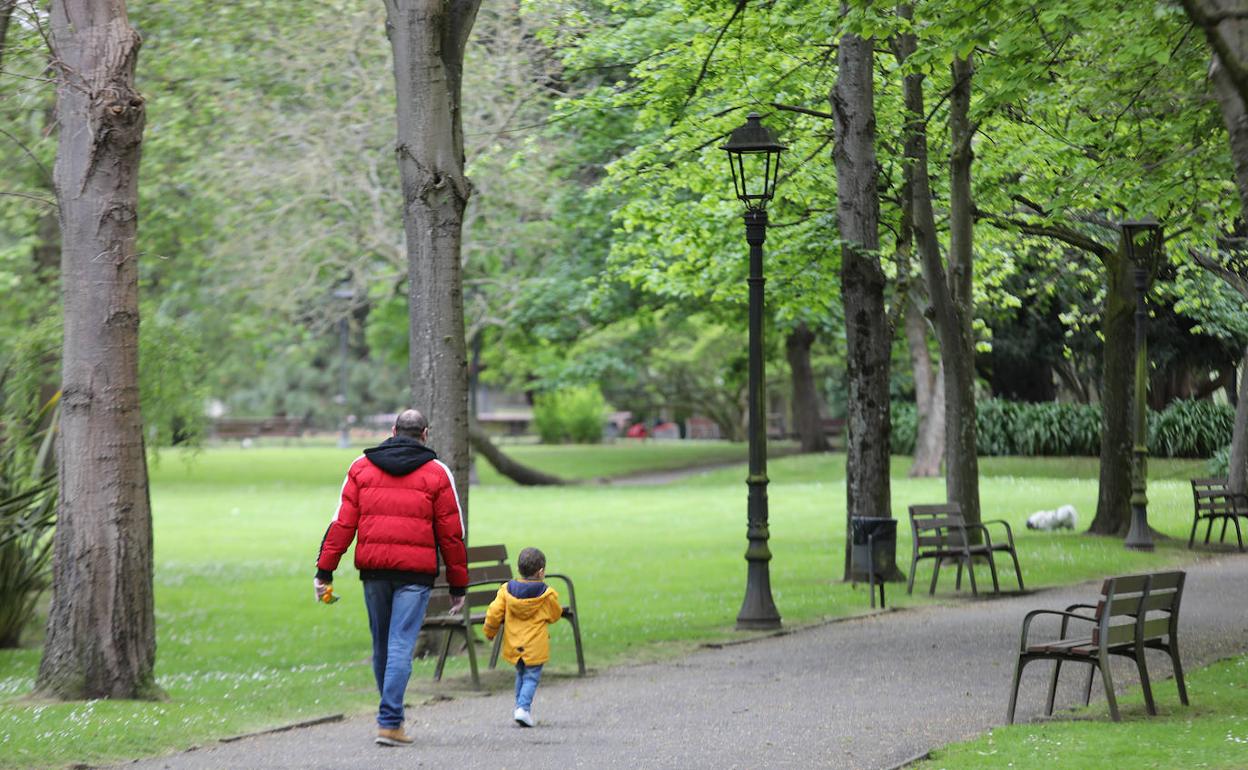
[468,423,566,486]
[905,300,944,478]
[833,19,892,580]
[785,322,829,453]
[36,0,158,700]
[1089,240,1135,536]
[385,0,482,532]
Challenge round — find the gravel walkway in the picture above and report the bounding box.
[116,554,1248,770]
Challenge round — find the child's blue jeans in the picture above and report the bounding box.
[514,660,544,711]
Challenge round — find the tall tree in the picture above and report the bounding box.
[894,7,982,524]
[383,0,482,526]
[833,7,892,578]
[1184,0,1248,496]
[36,0,158,699]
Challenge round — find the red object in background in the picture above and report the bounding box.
[626,423,649,439]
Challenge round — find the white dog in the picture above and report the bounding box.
[1026,504,1078,531]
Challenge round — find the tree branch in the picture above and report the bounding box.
[678,0,748,118]
[976,208,1113,261]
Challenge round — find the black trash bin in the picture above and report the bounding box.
[850,516,897,608]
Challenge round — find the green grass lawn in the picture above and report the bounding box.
[0,444,1227,768]
[915,653,1248,769]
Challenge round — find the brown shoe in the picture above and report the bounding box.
[375,726,414,747]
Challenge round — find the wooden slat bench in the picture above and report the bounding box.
[1006,570,1188,723]
[906,503,1024,597]
[422,544,585,689]
[1189,477,1247,551]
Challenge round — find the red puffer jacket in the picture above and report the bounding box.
[316,437,467,594]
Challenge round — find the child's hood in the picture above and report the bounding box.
[505,579,554,619]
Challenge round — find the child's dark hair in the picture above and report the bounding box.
[517,547,546,579]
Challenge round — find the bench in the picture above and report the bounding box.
[211,416,306,441]
[1189,477,1247,552]
[422,544,585,689]
[906,503,1024,597]
[1006,571,1188,723]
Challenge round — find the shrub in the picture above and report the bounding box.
[1209,444,1231,478]
[0,396,58,648]
[532,385,607,444]
[890,402,917,455]
[1148,399,1235,459]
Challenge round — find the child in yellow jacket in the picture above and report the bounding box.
[483,547,564,727]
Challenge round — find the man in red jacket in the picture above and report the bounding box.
[314,409,468,747]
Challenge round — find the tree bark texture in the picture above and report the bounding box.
[467,423,566,486]
[905,299,945,477]
[1089,242,1135,536]
[894,20,981,523]
[384,0,481,531]
[1231,349,1248,495]
[832,23,892,579]
[785,322,829,453]
[0,1,15,67]
[36,0,158,700]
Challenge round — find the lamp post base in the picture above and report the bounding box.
[736,561,781,631]
[1124,502,1155,551]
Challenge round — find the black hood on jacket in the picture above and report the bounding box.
[363,435,438,476]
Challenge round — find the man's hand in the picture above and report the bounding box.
[448,595,466,615]
[314,578,332,603]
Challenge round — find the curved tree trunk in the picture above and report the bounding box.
[906,300,945,477]
[1089,243,1135,536]
[785,322,829,453]
[385,0,482,532]
[36,0,158,700]
[894,18,980,522]
[468,423,566,486]
[833,17,892,580]
[1230,349,1248,496]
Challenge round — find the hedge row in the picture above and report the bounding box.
[890,398,1234,459]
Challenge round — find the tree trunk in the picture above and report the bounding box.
[1230,348,1248,496]
[832,17,892,580]
[36,0,158,700]
[1089,242,1135,535]
[468,423,566,486]
[906,299,944,477]
[894,18,980,523]
[385,0,482,532]
[0,1,15,65]
[785,322,829,453]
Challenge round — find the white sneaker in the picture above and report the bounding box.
[513,707,534,727]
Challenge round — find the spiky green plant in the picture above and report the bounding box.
[0,394,58,648]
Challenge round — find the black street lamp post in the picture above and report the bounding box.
[722,113,785,630]
[1122,219,1164,552]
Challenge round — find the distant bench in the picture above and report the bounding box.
[1189,478,1247,552]
[211,417,307,441]
[422,544,585,689]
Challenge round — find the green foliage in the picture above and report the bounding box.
[1148,398,1235,459]
[533,385,608,444]
[0,389,57,649]
[892,398,1231,459]
[1208,443,1231,478]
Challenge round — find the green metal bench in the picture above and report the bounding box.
[906,503,1023,596]
[1006,570,1188,723]
[1189,478,1247,551]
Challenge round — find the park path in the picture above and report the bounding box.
[117,555,1248,770]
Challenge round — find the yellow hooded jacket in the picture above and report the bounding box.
[483,579,562,665]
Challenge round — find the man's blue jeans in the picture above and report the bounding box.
[515,660,543,711]
[363,580,432,728]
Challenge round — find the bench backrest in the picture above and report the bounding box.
[909,503,968,550]
[427,544,514,616]
[1092,571,1185,647]
[1192,477,1246,516]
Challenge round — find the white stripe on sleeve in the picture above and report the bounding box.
[432,459,466,535]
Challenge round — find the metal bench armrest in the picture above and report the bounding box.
[980,519,1017,549]
[1019,609,1097,651]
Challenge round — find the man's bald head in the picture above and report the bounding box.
[394,409,429,439]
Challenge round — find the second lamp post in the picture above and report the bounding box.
[1121,219,1164,551]
[722,113,785,630]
